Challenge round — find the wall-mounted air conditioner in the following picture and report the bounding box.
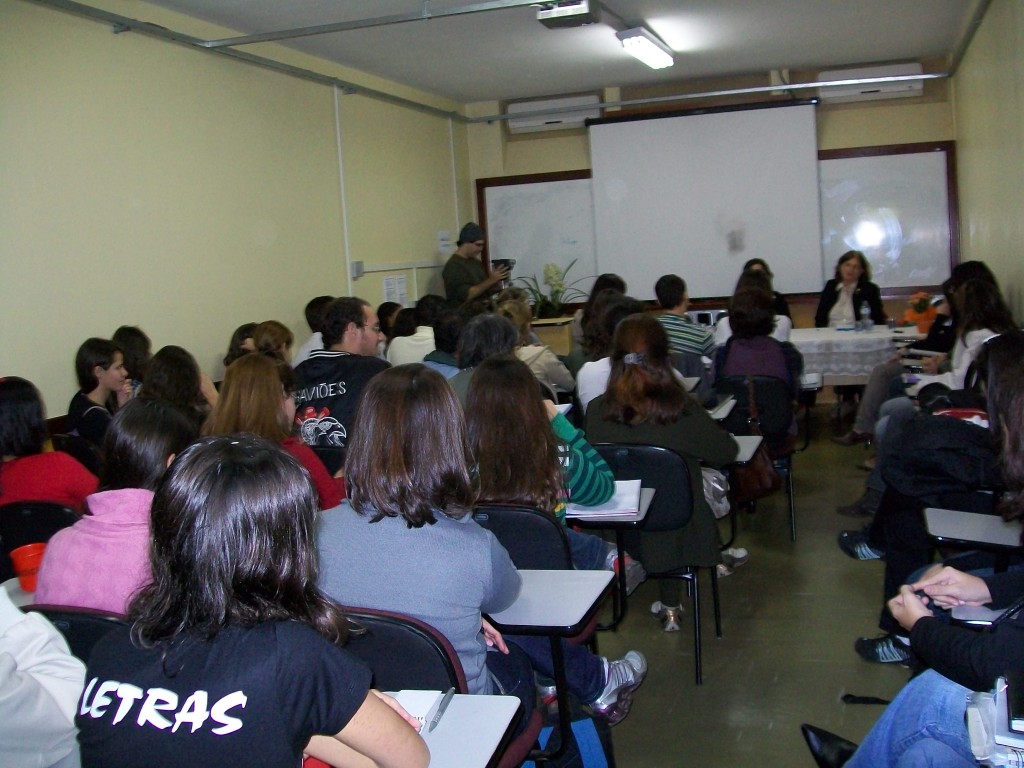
[818,63,924,103]
[506,94,601,134]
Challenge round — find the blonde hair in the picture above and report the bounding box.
[496,300,533,345]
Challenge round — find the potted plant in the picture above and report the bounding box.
[516,260,590,318]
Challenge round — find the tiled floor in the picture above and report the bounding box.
[593,408,913,767]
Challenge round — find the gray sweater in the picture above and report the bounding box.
[317,502,521,695]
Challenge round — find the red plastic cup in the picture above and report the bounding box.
[10,543,46,593]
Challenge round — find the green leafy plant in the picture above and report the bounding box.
[515,259,591,318]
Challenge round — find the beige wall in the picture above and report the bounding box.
[952,0,1024,319]
[1,0,467,411]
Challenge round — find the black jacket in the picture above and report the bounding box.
[814,278,886,328]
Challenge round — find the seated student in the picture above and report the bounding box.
[318,366,648,725]
[0,376,96,518]
[111,325,152,397]
[0,377,97,512]
[497,299,574,396]
[203,353,343,509]
[293,297,389,474]
[575,295,648,415]
[76,435,427,768]
[422,308,465,379]
[713,269,793,345]
[465,357,646,591]
[0,588,85,768]
[67,338,132,447]
[253,320,294,364]
[837,331,1023,666]
[653,274,715,359]
[741,258,791,319]
[386,294,446,366]
[570,274,626,351]
[715,287,802,395]
[375,301,402,347]
[802,356,1024,768]
[35,399,197,614]
[584,315,740,630]
[292,295,335,368]
[447,313,519,403]
[222,322,257,368]
[138,345,218,433]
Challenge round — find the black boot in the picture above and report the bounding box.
[801,724,857,768]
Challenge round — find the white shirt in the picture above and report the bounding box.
[576,357,612,417]
[386,326,436,366]
[0,590,85,768]
[291,332,323,368]
[714,315,792,345]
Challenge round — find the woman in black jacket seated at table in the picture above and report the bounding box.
[814,250,887,329]
[803,340,1024,768]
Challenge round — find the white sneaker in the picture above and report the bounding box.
[721,546,749,568]
[590,651,648,725]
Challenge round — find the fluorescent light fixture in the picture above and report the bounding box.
[616,27,674,70]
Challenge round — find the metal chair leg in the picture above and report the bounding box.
[690,571,702,685]
[710,566,722,638]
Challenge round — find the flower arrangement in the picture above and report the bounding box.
[904,291,937,333]
[516,259,590,318]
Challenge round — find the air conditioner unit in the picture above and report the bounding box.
[536,1,601,29]
[506,94,601,134]
[818,63,924,103]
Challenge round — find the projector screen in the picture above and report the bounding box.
[589,103,823,300]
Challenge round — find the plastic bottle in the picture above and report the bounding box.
[860,303,873,332]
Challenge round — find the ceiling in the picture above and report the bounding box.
[136,0,985,104]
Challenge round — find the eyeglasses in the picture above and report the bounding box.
[358,323,382,333]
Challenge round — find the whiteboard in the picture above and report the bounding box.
[819,145,956,289]
[480,174,599,297]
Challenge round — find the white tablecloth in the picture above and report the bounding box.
[789,327,922,379]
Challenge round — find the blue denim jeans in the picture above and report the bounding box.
[846,669,975,768]
[566,528,612,571]
[507,635,606,703]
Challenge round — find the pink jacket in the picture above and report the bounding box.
[34,489,154,616]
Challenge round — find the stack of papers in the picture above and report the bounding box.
[566,479,641,518]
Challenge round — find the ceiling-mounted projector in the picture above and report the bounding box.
[536,1,601,29]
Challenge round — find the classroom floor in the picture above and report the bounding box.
[592,406,913,767]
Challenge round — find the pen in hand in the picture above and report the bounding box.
[428,687,456,733]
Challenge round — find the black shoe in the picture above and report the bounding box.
[801,724,857,768]
[836,488,882,518]
[855,633,912,665]
[837,529,884,560]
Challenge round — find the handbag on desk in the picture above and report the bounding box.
[730,378,782,504]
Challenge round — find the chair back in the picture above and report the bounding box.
[593,444,694,532]
[343,607,468,693]
[714,375,794,452]
[671,351,715,406]
[26,604,128,663]
[52,433,103,477]
[0,501,80,553]
[472,504,573,570]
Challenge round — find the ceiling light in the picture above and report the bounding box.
[616,27,674,70]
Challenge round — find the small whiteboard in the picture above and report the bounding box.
[477,171,599,297]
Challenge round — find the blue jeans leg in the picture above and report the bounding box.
[566,528,612,571]
[507,635,606,703]
[845,670,975,768]
[486,643,537,736]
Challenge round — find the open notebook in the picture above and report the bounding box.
[565,479,642,518]
[393,689,453,731]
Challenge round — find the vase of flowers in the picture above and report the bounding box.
[516,260,590,319]
[904,292,937,334]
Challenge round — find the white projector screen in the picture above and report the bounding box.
[589,103,823,300]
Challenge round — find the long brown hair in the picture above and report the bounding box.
[345,365,475,527]
[956,278,1016,338]
[465,357,565,513]
[202,354,292,442]
[601,314,690,425]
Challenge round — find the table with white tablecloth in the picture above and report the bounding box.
[789,327,923,385]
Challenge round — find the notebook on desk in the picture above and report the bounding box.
[566,479,641,518]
